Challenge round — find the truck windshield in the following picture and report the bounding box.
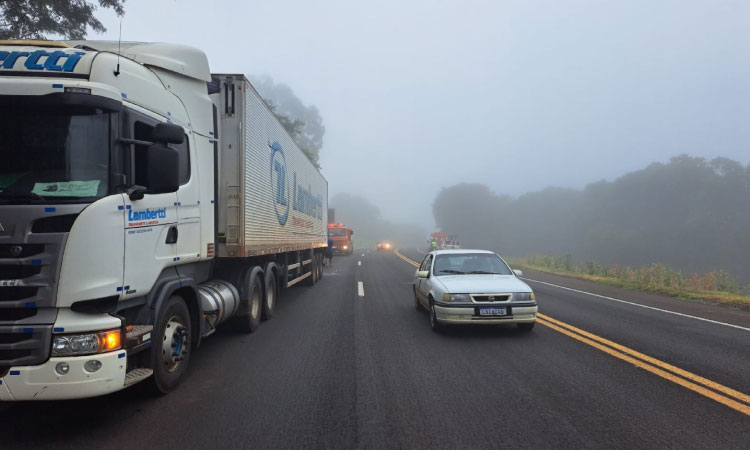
[328,228,347,237]
[0,105,110,204]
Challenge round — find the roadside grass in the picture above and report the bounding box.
[509,255,750,311]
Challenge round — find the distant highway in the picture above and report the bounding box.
[2,249,749,449]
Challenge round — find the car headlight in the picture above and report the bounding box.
[442,293,471,303]
[52,329,122,357]
[513,292,536,301]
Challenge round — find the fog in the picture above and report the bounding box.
[90,1,750,259]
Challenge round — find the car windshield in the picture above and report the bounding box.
[328,228,347,237]
[433,253,512,276]
[0,104,110,204]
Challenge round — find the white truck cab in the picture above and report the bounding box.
[0,40,327,400]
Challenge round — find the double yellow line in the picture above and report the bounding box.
[394,249,750,416]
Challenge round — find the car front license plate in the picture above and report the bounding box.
[479,307,506,316]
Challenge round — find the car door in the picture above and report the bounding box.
[416,254,433,304]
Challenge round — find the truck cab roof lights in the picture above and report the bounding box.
[0,40,72,48]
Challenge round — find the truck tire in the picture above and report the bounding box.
[233,267,263,333]
[317,253,323,279]
[305,253,317,287]
[149,294,192,394]
[262,265,277,321]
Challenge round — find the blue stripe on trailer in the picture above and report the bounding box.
[116,286,123,292]
[117,205,124,210]
[126,205,131,209]
[123,285,130,290]
[118,353,126,359]
[121,93,127,98]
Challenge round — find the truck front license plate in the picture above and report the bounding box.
[479,307,506,316]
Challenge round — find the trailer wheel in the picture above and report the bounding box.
[148,295,192,394]
[262,266,277,321]
[305,253,317,286]
[233,268,263,333]
[316,253,323,280]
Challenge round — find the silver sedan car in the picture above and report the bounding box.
[413,249,538,331]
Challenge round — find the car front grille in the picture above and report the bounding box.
[471,294,510,302]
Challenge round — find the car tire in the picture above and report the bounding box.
[429,301,442,332]
[517,322,535,332]
[413,287,421,311]
[148,295,192,394]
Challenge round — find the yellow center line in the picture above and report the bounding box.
[393,249,750,416]
[537,318,750,416]
[538,313,750,405]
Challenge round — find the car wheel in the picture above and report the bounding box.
[517,322,535,332]
[413,287,421,311]
[429,302,442,332]
[148,295,192,394]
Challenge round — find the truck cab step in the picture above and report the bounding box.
[124,368,153,387]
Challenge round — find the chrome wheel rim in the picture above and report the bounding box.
[161,316,188,373]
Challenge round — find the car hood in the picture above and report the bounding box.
[434,275,532,293]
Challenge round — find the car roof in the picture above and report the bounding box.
[431,249,495,255]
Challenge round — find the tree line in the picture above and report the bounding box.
[433,155,750,283]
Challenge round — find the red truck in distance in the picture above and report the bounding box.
[328,223,354,255]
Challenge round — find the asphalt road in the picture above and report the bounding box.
[2,249,750,449]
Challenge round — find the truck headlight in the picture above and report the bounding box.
[51,329,122,357]
[442,293,471,303]
[513,292,536,301]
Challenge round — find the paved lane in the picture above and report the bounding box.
[2,250,749,449]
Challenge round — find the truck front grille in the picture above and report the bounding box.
[0,308,38,321]
[0,265,42,280]
[0,326,52,368]
[0,287,39,301]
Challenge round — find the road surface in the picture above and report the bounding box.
[2,249,749,449]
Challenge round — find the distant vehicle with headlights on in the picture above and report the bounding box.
[413,249,537,332]
[377,241,393,251]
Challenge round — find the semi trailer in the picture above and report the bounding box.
[0,40,328,400]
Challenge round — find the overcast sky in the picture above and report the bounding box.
[93,0,750,228]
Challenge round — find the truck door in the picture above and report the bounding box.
[121,114,178,300]
[174,133,202,262]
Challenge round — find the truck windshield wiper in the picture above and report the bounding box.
[0,189,45,202]
[439,269,465,274]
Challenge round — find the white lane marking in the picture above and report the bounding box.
[524,278,750,333]
[361,253,365,257]
[416,249,426,254]
[358,281,365,297]
[358,261,362,266]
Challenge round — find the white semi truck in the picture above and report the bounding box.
[0,40,328,400]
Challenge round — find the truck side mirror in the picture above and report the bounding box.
[152,123,185,144]
[146,143,179,194]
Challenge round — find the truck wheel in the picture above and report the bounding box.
[262,267,277,321]
[233,268,263,333]
[149,295,192,394]
[317,254,323,279]
[305,255,317,287]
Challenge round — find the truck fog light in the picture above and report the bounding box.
[55,362,70,376]
[84,360,102,373]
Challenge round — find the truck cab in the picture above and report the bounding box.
[327,223,354,255]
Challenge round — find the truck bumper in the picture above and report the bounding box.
[0,350,127,401]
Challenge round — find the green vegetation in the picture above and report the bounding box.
[510,255,750,310]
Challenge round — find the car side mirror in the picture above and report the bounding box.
[513,269,523,277]
[417,270,429,278]
[146,143,179,194]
